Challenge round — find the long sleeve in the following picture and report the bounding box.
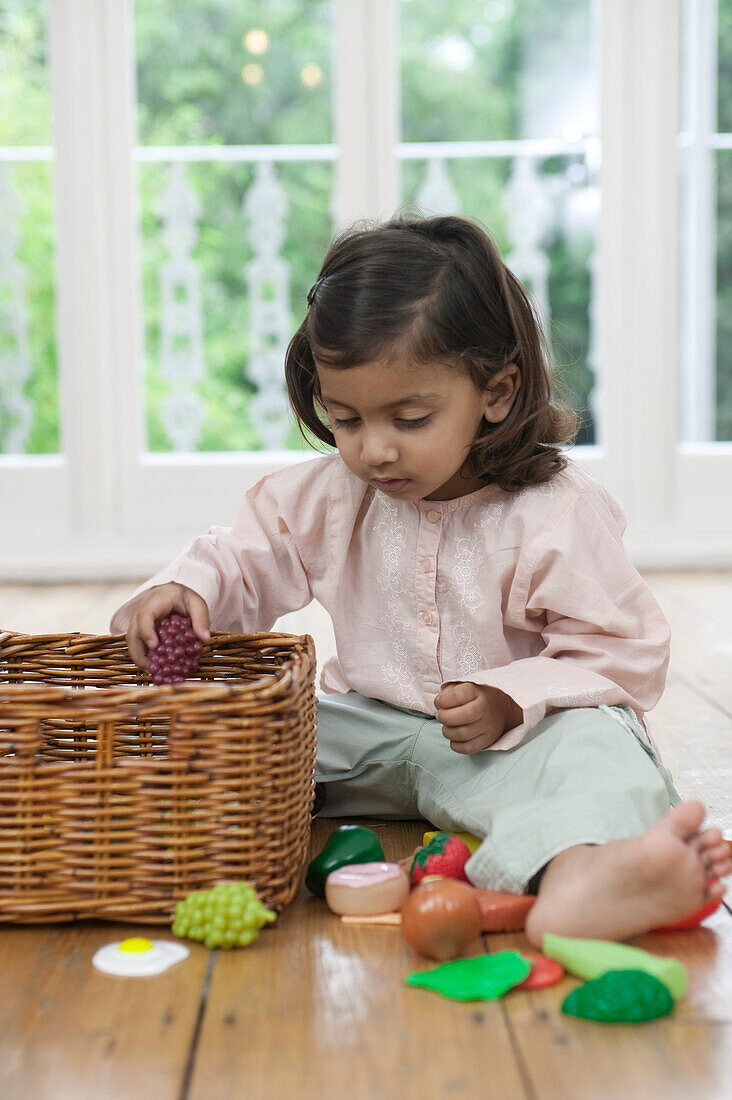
[466,489,671,750]
[109,456,335,635]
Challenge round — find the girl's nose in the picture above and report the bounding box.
[360,429,399,467]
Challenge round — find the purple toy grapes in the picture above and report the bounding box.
[148,613,203,685]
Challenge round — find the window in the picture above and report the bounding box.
[134,0,334,453]
[680,0,732,442]
[399,0,600,447]
[1,0,730,577]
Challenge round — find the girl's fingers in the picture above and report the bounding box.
[437,696,484,727]
[441,716,492,742]
[183,591,211,642]
[126,628,149,671]
[435,682,478,709]
[125,584,210,671]
[137,607,163,650]
[449,731,499,755]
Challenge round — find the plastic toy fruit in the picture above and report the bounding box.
[405,951,531,1001]
[172,882,276,948]
[561,969,675,1023]
[148,613,203,684]
[401,877,482,960]
[543,933,687,1000]
[306,825,385,898]
[325,862,410,916]
[410,832,471,885]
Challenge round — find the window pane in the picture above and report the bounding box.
[714,149,732,441]
[718,0,732,133]
[0,0,51,145]
[0,1,60,455]
[399,0,599,446]
[714,4,732,440]
[679,0,732,442]
[134,0,334,453]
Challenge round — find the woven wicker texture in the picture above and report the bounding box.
[0,629,317,923]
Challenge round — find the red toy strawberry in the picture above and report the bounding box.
[410,832,471,885]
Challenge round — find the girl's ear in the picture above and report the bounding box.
[482,364,521,423]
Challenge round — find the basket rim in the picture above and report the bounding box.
[0,628,312,650]
[0,629,316,715]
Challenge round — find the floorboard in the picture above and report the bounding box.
[1,572,731,1099]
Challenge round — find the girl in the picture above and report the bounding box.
[112,213,731,946]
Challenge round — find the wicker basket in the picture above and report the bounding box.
[0,629,317,923]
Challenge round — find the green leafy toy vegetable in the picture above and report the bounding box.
[561,968,675,1023]
[172,882,276,948]
[405,951,531,1001]
[305,824,385,898]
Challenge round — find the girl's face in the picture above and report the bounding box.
[316,355,519,501]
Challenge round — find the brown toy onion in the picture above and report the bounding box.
[401,878,482,961]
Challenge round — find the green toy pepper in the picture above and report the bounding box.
[305,825,385,897]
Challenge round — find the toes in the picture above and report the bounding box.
[666,800,706,840]
[697,826,723,849]
[706,854,732,878]
[705,840,732,861]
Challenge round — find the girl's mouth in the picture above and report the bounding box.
[374,478,410,493]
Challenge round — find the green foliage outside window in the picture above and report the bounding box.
[2,0,731,453]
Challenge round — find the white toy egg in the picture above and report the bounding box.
[91,937,190,977]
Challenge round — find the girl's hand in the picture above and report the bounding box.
[126,582,210,671]
[434,681,523,755]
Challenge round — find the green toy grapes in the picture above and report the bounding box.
[172,882,277,948]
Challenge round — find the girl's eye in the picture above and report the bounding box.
[331,415,432,430]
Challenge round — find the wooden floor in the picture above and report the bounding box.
[1,572,732,1099]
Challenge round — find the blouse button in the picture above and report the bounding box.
[419,611,433,626]
[426,509,441,523]
[421,558,432,573]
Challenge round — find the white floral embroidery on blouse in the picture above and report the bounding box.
[372,495,417,707]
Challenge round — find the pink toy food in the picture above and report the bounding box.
[325,862,411,917]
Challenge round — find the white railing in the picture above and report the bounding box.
[1,137,600,453]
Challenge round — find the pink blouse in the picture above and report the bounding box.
[110,453,671,751]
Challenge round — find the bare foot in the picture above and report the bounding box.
[525,801,731,947]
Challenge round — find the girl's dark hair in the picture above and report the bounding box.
[284,212,579,493]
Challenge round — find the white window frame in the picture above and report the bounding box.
[1,0,730,579]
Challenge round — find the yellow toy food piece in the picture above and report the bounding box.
[423,830,482,855]
[119,937,154,953]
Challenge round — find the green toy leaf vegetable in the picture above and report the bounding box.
[561,969,675,1023]
[306,824,385,898]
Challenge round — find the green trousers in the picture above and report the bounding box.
[314,692,680,894]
